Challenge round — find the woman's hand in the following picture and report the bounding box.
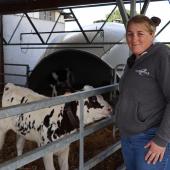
[144,140,166,164]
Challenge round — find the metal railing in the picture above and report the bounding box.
[0,63,30,87]
[0,63,30,97]
[0,84,123,170]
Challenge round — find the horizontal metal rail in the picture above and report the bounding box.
[20,29,104,36]
[0,73,27,77]
[4,41,170,46]
[1,63,30,87]
[4,63,30,77]
[84,141,121,170]
[0,116,114,170]
[4,63,29,67]
[0,84,118,119]
[3,42,126,46]
[20,46,104,49]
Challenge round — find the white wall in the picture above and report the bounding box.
[3,15,65,85]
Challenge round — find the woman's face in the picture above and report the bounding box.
[126,22,155,56]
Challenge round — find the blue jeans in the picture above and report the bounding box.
[121,128,170,170]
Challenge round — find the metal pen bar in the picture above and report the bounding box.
[20,29,104,36]
[0,116,113,169]
[4,42,126,45]
[84,141,121,170]
[4,63,29,67]
[79,98,85,170]
[0,128,80,170]
[20,46,104,49]
[0,84,118,119]
[0,73,27,77]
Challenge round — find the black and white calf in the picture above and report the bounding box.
[49,68,75,96]
[1,83,112,170]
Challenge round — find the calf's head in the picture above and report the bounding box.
[75,85,113,125]
[82,94,112,124]
[63,85,112,127]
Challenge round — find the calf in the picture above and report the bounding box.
[1,83,112,170]
[49,68,74,96]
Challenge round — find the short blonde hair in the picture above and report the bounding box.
[127,15,161,34]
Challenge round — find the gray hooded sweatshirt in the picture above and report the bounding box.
[115,43,170,147]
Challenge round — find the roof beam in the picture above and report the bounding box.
[0,0,166,15]
[116,0,129,27]
[0,0,116,15]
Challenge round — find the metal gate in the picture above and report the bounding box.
[0,84,124,170]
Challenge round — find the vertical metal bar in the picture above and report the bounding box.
[91,5,117,43]
[8,13,24,43]
[79,98,84,170]
[110,68,114,101]
[0,15,4,92]
[130,0,136,18]
[25,64,30,87]
[46,11,62,43]
[24,13,45,44]
[116,0,129,27]
[70,8,90,43]
[141,0,150,15]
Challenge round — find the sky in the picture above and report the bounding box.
[65,1,170,42]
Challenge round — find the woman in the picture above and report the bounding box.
[115,15,170,170]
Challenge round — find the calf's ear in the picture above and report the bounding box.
[63,92,71,96]
[83,85,94,91]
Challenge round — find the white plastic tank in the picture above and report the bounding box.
[41,22,128,61]
[28,22,129,96]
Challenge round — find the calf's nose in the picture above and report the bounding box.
[105,105,112,114]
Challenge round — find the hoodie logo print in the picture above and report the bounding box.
[135,68,150,76]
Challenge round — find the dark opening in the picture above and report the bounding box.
[28,49,112,96]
